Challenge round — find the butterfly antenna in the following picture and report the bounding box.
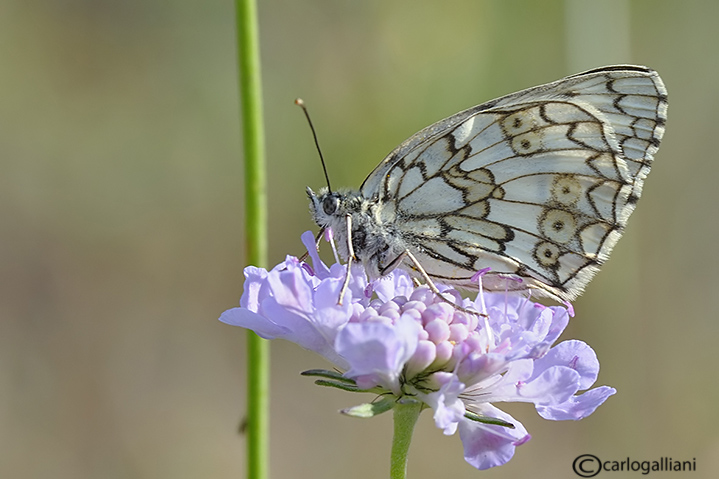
[295,98,332,192]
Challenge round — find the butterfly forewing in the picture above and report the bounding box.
[355,65,667,301]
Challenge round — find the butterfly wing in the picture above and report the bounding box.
[360,65,667,301]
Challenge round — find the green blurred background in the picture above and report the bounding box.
[2,0,718,477]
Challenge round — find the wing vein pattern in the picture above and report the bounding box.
[359,65,667,301]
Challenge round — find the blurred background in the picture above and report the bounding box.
[1,0,717,477]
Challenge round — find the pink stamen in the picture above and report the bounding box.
[569,355,579,369]
[513,434,532,446]
[323,228,334,242]
[563,301,575,317]
[471,267,492,282]
[301,262,315,276]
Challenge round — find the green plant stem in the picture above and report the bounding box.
[236,1,269,478]
[390,401,423,479]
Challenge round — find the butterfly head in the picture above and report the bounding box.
[307,186,343,228]
[307,185,370,232]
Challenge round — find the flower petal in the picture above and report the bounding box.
[517,366,580,405]
[418,372,466,435]
[537,386,617,420]
[219,307,289,339]
[543,306,571,345]
[531,340,600,390]
[372,269,415,302]
[459,405,530,470]
[300,230,331,279]
[312,275,355,336]
[483,363,580,406]
[259,297,344,365]
[238,265,269,311]
[336,315,420,392]
[267,264,315,313]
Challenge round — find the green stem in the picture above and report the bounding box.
[390,400,423,479]
[236,1,269,479]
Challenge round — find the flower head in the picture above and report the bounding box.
[221,232,616,470]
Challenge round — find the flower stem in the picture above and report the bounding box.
[236,0,269,478]
[390,400,423,479]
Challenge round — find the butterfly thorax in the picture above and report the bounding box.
[307,186,407,279]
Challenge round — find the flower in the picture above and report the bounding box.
[220,231,616,470]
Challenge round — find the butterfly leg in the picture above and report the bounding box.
[337,214,355,305]
[403,249,485,317]
[378,251,427,287]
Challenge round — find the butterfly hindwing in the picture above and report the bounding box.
[358,65,667,301]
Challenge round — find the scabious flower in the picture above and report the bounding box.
[221,231,616,470]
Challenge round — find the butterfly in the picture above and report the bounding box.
[307,65,667,303]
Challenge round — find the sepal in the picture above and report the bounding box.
[302,369,381,393]
[301,369,355,383]
[341,397,395,418]
[464,411,515,428]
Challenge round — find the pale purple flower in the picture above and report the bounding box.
[220,231,616,470]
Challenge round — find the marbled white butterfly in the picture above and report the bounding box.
[307,65,667,302]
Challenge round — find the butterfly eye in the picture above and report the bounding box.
[322,195,340,215]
